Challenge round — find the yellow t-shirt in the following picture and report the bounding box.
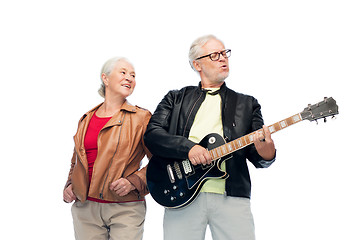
[188,88,226,194]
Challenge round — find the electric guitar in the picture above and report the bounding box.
[146,97,339,209]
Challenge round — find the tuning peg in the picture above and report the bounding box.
[324,117,327,123]
[315,119,318,125]
[307,104,312,110]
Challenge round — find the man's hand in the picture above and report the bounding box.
[253,125,276,160]
[188,145,212,165]
[110,178,136,197]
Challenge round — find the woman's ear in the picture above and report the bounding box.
[101,73,109,86]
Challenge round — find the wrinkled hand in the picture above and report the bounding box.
[110,178,136,197]
[188,145,212,166]
[253,125,276,160]
[63,184,77,203]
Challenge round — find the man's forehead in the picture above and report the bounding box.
[202,38,225,52]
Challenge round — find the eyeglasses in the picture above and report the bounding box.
[195,49,231,61]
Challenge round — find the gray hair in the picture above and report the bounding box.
[188,34,224,71]
[98,57,131,98]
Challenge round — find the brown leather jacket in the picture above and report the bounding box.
[65,101,152,203]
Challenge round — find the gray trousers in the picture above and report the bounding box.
[164,193,255,240]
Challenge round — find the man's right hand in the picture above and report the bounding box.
[188,145,212,165]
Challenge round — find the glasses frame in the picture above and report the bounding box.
[195,49,231,61]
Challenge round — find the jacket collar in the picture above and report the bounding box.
[197,81,227,95]
[80,100,137,122]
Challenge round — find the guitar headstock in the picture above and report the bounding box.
[300,97,339,122]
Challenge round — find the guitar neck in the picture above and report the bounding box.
[209,113,303,160]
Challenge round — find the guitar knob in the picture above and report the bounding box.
[172,185,178,190]
[170,196,177,202]
[164,189,170,195]
[179,192,185,198]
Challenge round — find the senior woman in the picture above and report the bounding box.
[63,57,151,240]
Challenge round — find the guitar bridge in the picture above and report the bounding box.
[174,161,183,180]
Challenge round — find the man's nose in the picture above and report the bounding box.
[218,53,227,61]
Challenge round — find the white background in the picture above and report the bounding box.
[1,0,359,239]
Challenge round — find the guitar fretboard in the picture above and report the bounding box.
[209,113,303,160]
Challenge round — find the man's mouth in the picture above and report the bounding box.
[122,84,131,89]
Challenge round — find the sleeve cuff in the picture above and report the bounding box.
[126,174,149,197]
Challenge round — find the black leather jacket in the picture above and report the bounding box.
[144,82,275,198]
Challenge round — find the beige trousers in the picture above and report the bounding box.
[71,200,146,240]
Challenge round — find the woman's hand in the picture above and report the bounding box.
[110,178,136,197]
[63,184,77,203]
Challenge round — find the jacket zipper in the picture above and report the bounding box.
[122,150,143,200]
[99,112,127,199]
[182,91,204,136]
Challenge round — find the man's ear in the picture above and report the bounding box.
[192,60,202,72]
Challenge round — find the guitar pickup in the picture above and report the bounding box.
[182,160,194,175]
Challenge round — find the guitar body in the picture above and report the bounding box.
[146,133,231,209]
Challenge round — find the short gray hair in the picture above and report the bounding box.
[98,57,131,98]
[189,35,223,71]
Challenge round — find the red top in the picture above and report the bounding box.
[84,112,113,203]
[84,112,111,203]
[84,112,111,184]
[84,111,144,203]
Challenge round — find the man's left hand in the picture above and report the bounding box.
[253,125,276,160]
